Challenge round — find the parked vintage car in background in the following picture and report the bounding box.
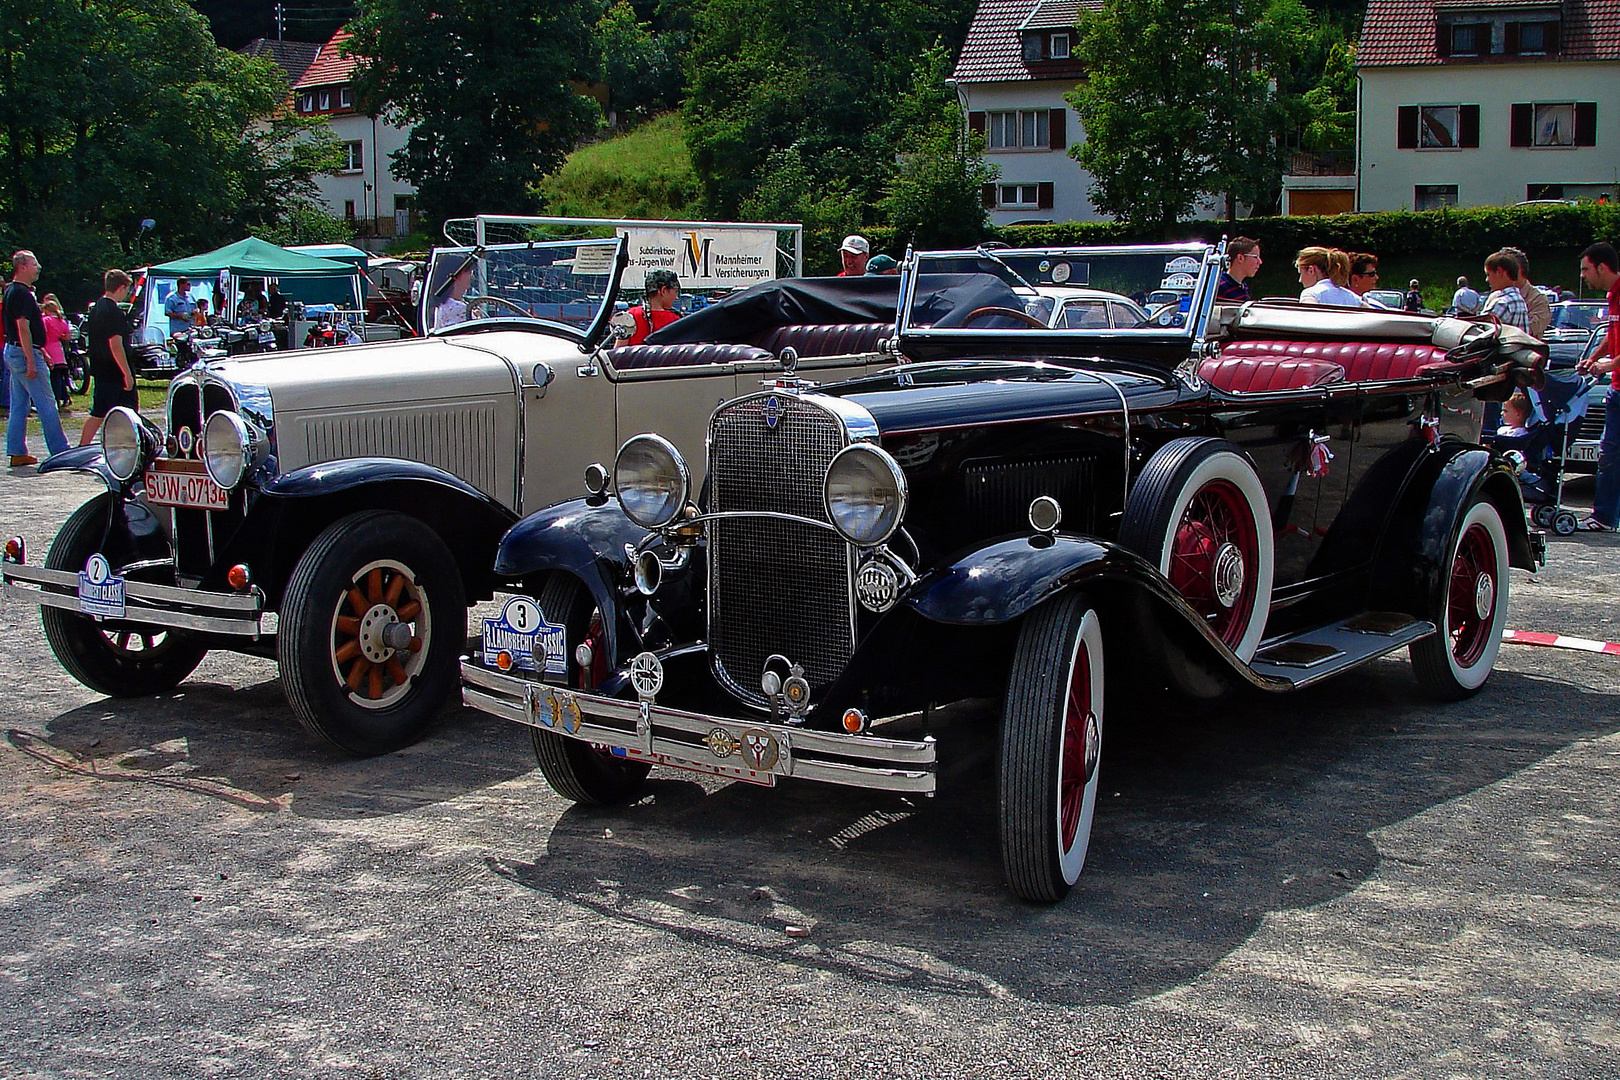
[1545,301,1609,368]
[461,243,1546,903]
[1,236,898,755]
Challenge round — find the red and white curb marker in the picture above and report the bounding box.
[1503,629,1620,656]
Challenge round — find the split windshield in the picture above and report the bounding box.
[422,239,620,334]
[901,245,1215,336]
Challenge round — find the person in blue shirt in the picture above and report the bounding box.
[164,277,198,335]
[1217,237,1260,302]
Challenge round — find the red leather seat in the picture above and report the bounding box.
[607,343,773,370]
[1199,354,1345,394]
[1221,339,1457,383]
[754,323,890,357]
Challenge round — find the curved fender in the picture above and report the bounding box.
[1375,444,1534,617]
[907,534,1145,626]
[39,445,119,492]
[493,496,650,663]
[261,457,509,509]
[72,492,173,572]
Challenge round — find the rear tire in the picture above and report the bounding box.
[1410,497,1509,701]
[529,574,651,805]
[999,592,1105,903]
[41,494,207,696]
[279,511,466,755]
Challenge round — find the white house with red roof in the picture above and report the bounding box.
[293,30,417,238]
[951,0,1105,225]
[1358,0,1620,210]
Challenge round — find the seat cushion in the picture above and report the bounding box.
[753,322,890,357]
[607,343,774,370]
[1220,339,1456,384]
[1199,353,1345,393]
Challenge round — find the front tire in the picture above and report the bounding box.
[1119,437,1274,662]
[41,495,208,696]
[278,511,466,755]
[1410,497,1510,700]
[999,592,1105,903]
[529,574,651,805]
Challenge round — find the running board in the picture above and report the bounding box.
[1249,611,1435,689]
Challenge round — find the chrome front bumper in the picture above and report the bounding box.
[0,562,265,637]
[461,660,936,794]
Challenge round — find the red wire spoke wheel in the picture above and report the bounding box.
[1411,497,1510,700]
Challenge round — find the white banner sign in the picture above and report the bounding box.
[622,227,778,290]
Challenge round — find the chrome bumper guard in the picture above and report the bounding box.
[461,659,936,794]
[0,563,264,637]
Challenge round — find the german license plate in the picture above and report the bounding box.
[1567,443,1600,463]
[144,459,228,509]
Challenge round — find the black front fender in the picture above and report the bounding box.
[39,445,120,492]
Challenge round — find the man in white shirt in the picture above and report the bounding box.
[1451,275,1481,315]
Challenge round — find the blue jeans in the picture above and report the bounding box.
[1593,387,1620,527]
[4,343,69,458]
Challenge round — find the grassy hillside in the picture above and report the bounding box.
[537,113,703,221]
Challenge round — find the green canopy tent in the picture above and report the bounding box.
[146,237,362,325]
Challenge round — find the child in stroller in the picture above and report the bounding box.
[1482,369,1594,535]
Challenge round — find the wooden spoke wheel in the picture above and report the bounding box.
[279,511,465,756]
[41,494,207,697]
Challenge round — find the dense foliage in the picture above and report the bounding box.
[537,113,703,219]
[347,0,604,226]
[1068,0,1312,229]
[0,0,341,305]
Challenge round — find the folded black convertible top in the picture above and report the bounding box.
[644,273,1023,346]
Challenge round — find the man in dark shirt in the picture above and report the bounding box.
[79,269,138,446]
[1216,237,1260,303]
[4,249,69,466]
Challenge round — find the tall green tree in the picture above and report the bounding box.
[346,0,603,227]
[682,0,976,221]
[0,0,338,302]
[1067,0,1310,230]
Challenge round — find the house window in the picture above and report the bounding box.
[1050,33,1070,60]
[318,90,331,111]
[1000,184,1040,207]
[1448,23,1489,55]
[988,182,1053,210]
[1396,104,1479,150]
[1511,102,1597,148]
[341,141,364,172]
[1506,20,1560,55]
[1526,184,1564,200]
[343,200,356,219]
[338,86,354,109]
[1518,22,1547,52]
[1415,184,1458,211]
[988,110,1049,150]
[298,92,315,113]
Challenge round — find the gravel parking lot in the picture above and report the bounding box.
[1,463,1617,1079]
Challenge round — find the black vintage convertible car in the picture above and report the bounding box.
[459,243,1547,903]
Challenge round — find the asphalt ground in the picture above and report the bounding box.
[1,461,1617,1079]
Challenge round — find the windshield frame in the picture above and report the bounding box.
[896,243,1222,350]
[420,235,628,343]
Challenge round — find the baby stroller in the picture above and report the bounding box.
[1483,369,1595,536]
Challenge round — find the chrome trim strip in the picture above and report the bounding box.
[461,661,936,793]
[2,564,263,637]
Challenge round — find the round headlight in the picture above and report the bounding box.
[202,410,256,489]
[100,406,150,482]
[824,443,907,547]
[613,434,689,529]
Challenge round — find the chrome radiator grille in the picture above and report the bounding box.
[165,378,247,578]
[708,394,854,704]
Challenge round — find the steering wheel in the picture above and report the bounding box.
[959,305,1048,329]
[465,294,534,319]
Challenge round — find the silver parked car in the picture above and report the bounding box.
[1,237,893,754]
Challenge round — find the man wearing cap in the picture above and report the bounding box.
[838,235,870,277]
[164,277,198,336]
[865,254,899,275]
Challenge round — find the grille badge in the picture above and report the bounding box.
[764,396,780,429]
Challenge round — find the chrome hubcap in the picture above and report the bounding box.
[1212,542,1246,609]
[1474,572,1495,621]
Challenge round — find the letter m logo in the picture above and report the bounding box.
[682,233,712,277]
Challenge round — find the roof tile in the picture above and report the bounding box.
[953,0,1099,83]
[294,30,361,89]
[1360,0,1620,66]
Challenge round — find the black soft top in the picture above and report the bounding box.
[644,273,1024,346]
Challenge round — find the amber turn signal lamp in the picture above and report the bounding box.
[3,536,23,563]
[495,650,515,671]
[226,564,253,590]
[842,708,868,734]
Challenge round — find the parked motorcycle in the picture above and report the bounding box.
[62,314,91,396]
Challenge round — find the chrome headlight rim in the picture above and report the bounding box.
[202,409,259,489]
[100,406,152,483]
[823,442,908,548]
[613,433,690,530]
